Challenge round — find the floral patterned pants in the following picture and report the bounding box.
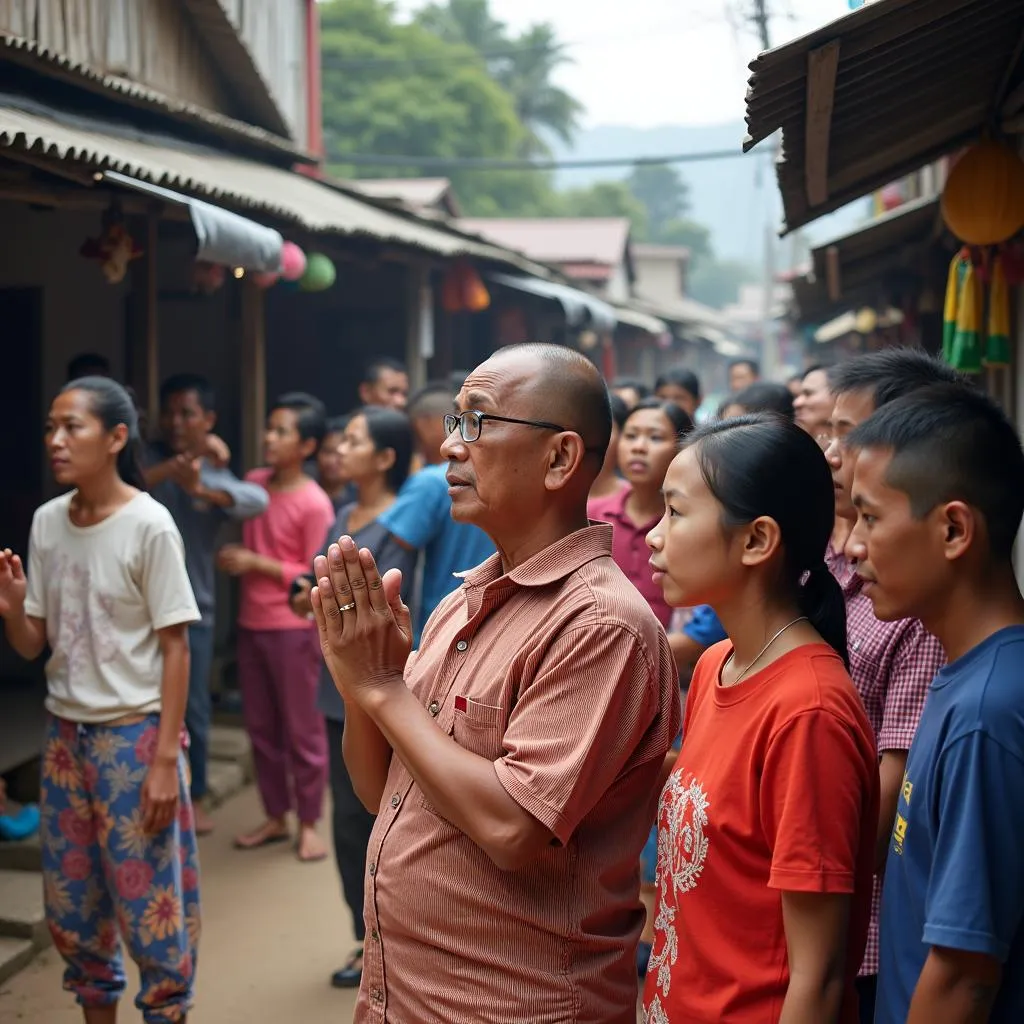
[40,715,201,1023]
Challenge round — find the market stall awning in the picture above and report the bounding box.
[810,195,945,301]
[814,307,904,344]
[103,170,282,272]
[489,272,618,331]
[0,98,562,272]
[744,0,1024,232]
[612,304,668,335]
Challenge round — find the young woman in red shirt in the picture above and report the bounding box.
[644,413,879,1024]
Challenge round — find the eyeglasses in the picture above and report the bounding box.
[443,410,567,444]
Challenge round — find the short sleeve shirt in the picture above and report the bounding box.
[24,492,200,723]
[355,524,682,1024]
[876,626,1024,1024]
[644,642,879,1024]
[587,486,672,627]
[377,464,494,637]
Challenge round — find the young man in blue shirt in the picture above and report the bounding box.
[847,383,1024,1024]
[379,383,493,642]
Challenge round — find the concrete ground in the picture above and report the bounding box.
[0,784,360,1022]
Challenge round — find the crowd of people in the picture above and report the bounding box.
[0,342,1022,1024]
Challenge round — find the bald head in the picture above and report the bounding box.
[482,343,612,457]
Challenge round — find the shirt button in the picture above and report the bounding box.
[368,861,376,877]
[371,928,379,941]
[371,987,384,1002]
[428,700,440,716]
[390,792,401,809]
[456,639,468,652]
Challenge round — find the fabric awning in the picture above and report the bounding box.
[744,0,1024,232]
[0,98,563,271]
[489,273,618,331]
[613,305,668,335]
[103,170,282,271]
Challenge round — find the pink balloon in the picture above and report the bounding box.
[280,242,306,282]
[252,269,280,289]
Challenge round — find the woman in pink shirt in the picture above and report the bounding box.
[588,398,693,627]
[218,392,335,862]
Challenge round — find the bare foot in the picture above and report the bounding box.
[297,823,328,863]
[193,804,216,837]
[234,818,289,850]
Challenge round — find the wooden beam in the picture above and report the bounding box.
[825,245,842,303]
[240,280,266,472]
[1001,79,1024,118]
[805,40,840,207]
[145,213,159,425]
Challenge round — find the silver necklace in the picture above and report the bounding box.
[724,616,808,685]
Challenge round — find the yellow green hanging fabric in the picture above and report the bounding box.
[949,256,983,373]
[985,253,1011,367]
[942,251,963,364]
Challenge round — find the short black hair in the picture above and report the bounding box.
[626,397,695,439]
[654,366,701,400]
[608,391,630,430]
[362,357,407,385]
[271,391,327,444]
[848,383,1024,560]
[828,349,963,409]
[67,352,111,381]
[729,357,760,376]
[803,363,828,376]
[323,415,350,437]
[160,373,215,412]
[407,381,454,419]
[722,381,795,420]
[612,376,650,401]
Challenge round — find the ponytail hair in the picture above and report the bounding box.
[686,412,848,667]
[62,375,148,491]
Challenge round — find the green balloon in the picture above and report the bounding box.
[299,252,336,292]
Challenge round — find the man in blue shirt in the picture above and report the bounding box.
[379,383,494,641]
[146,374,269,834]
[846,382,1024,1024]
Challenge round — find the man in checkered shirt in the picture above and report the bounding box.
[823,349,962,1024]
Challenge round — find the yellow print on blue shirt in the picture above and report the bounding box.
[892,773,913,857]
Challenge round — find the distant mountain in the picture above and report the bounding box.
[550,122,870,264]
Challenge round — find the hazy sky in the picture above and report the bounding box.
[396,0,855,129]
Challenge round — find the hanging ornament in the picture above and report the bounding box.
[280,241,307,282]
[192,260,226,295]
[252,269,280,289]
[440,260,490,313]
[79,202,143,284]
[948,254,983,373]
[941,140,1024,245]
[299,252,336,292]
[942,250,967,364]
[985,253,1011,367]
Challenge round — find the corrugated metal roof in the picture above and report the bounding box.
[353,178,452,206]
[745,0,1024,231]
[0,32,310,163]
[0,102,562,269]
[457,218,632,266]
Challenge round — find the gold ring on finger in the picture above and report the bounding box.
[338,602,357,612]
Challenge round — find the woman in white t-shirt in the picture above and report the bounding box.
[0,376,202,1024]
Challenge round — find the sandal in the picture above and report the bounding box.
[331,947,364,989]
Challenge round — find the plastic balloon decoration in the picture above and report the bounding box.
[280,242,307,282]
[299,252,336,292]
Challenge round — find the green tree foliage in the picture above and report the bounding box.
[319,0,556,215]
[414,0,583,156]
[627,164,691,233]
[558,181,648,238]
[688,258,758,309]
[655,219,712,267]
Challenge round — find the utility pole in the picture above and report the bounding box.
[751,0,783,379]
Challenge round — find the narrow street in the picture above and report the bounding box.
[0,785,360,1022]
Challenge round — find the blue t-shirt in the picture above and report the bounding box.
[378,464,494,639]
[877,625,1024,1024]
[683,604,728,647]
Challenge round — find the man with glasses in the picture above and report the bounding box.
[310,342,681,1023]
[824,349,955,1023]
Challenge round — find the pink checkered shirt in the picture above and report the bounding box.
[826,541,946,977]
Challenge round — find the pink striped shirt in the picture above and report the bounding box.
[355,524,682,1023]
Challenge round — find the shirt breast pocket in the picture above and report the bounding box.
[452,697,507,762]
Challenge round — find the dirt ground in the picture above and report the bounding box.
[0,784,360,1023]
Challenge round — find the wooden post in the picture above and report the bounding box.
[145,212,159,425]
[240,279,266,471]
[805,41,840,208]
[125,208,160,436]
[405,264,432,390]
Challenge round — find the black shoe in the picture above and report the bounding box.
[637,940,652,978]
[331,947,363,989]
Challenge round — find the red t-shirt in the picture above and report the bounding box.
[643,641,879,1024]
